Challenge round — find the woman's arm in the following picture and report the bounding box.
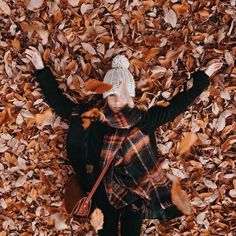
[25,46,76,120]
[143,61,223,130]
[36,66,76,120]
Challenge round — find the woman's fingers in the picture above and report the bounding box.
[29,46,39,52]
[25,49,36,57]
[25,54,32,61]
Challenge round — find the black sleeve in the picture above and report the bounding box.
[143,71,210,130]
[35,66,76,120]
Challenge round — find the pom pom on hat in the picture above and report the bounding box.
[112,55,129,69]
[103,55,135,99]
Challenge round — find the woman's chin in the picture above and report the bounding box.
[110,107,122,113]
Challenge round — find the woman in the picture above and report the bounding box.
[25,46,222,236]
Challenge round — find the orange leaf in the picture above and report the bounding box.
[155,100,170,107]
[177,132,198,155]
[130,58,144,69]
[0,109,7,126]
[172,4,189,16]
[143,48,160,61]
[99,36,113,44]
[198,9,209,19]
[143,36,160,46]
[54,8,62,24]
[186,54,194,71]
[12,38,21,52]
[43,48,51,62]
[81,108,104,129]
[66,60,77,71]
[159,58,171,68]
[171,177,192,215]
[29,188,38,201]
[84,79,112,94]
[35,109,53,125]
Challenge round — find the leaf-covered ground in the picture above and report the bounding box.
[0,0,236,235]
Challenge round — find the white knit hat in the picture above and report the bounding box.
[103,55,135,98]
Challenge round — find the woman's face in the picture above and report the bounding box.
[107,94,129,113]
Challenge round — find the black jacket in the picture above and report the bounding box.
[36,66,209,193]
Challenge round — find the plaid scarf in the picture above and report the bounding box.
[100,107,179,219]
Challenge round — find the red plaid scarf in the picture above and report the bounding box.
[100,107,169,210]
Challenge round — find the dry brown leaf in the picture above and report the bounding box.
[54,8,62,24]
[37,29,49,45]
[43,48,51,62]
[81,108,105,129]
[224,50,234,66]
[170,176,192,215]
[90,208,104,232]
[12,38,21,52]
[66,60,77,71]
[177,132,198,155]
[29,188,38,201]
[0,109,7,126]
[84,79,112,94]
[172,4,189,16]
[27,0,44,11]
[0,231,7,236]
[155,100,170,107]
[143,48,160,61]
[67,0,79,7]
[0,0,11,15]
[35,109,53,125]
[186,54,194,71]
[198,9,209,19]
[81,42,97,55]
[164,8,177,28]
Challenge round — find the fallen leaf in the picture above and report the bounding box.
[177,132,198,155]
[172,4,189,16]
[81,108,105,129]
[12,38,21,52]
[67,0,79,7]
[90,208,104,232]
[164,8,177,28]
[0,109,7,126]
[84,79,112,94]
[225,50,234,66]
[170,176,192,215]
[37,29,49,45]
[81,42,97,55]
[35,109,53,125]
[27,0,44,11]
[0,0,11,15]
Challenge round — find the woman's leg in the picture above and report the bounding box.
[97,205,119,236]
[120,207,143,236]
[93,185,120,236]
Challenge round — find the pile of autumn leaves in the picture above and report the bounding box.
[0,0,236,235]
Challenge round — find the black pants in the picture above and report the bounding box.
[93,185,143,236]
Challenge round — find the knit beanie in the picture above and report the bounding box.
[103,55,135,99]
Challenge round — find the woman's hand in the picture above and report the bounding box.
[204,59,223,77]
[25,46,45,70]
